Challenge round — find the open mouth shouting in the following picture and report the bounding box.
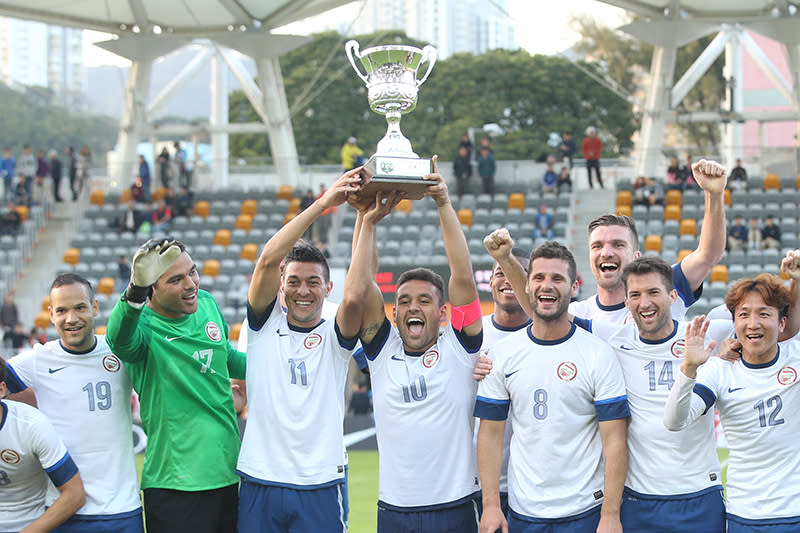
[598,261,619,275]
[406,316,425,336]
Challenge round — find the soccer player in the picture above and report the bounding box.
[665,273,800,532]
[476,241,629,533]
[0,357,86,532]
[236,170,366,532]
[347,158,484,531]
[105,238,245,533]
[4,274,143,532]
[570,159,728,322]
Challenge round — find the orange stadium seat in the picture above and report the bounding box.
[288,198,301,215]
[764,174,780,191]
[665,190,682,207]
[283,213,296,226]
[15,205,28,223]
[710,265,728,284]
[41,296,49,311]
[94,325,107,335]
[644,235,662,253]
[616,205,632,217]
[89,189,105,206]
[120,189,132,204]
[616,190,633,209]
[508,193,525,211]
[97,277,116,296]
[193,200,210,218]
[34,311,50,330]
[152,187,168,202]
[63,248,80,266]
[241,199,258,217]
[230,323,242,342]
[679,219,697,237]
[676,249,692,262]
[457,209,473,227]
[664,205,681,221]
[724,189,731,206]
[277,184,293,200]
[235,214,253,232]
[396,199,412,214]
[796,175,800,190]
[213,229,231,247]
[202,259,220,278]
[241,243,258,261]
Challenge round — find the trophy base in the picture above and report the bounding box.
[359,154,433,200]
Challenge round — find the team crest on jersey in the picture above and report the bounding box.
[422,350,439,368]
[205,322,222,342]
[0,449,20,464]
[557,361,578,381]
[304,333,323,350]
[778,366,797,386]
[102,354,121,373]
[670,339,686,358]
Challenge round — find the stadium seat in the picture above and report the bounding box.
[796,174,800,190]
[119,189,132,204]
[277,185,293,201]
[507,193,525,211]
[230,323,242,342]
[665,190,682,207]
[679,219,697,237]
[235,214,253,232]
[283,213,296,225]
[616,190,633,210]
[764,173,780,191]
[14,205,27,223]
[240,243,258,261]
[63,248,80,266]
[152,187,168,202]
[288,198,301,215]
[644,235,662,253]
[664,205,681,221]
[213,229,231,247]
[202,259,220,278]
[724,189,731,206]
[40,295,50,311]
[97,277,116,296]
[710,265,728,284]
[676,249,692,263]
[396,199,413,214]
[616,205,632,217]
[193,200,210,219]
[89,189,105,206]
[240,199,258,217]
[34,311,50,330]
[457,209,473,227]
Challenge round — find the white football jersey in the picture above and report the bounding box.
[475,324,629,519]
[569,263,697,324]
[237,299,355,487]
[671,341,800,521]
[0,400,77,532]
[237,299,339,352]
[365,320,481,508]
[6,337,141,518]
[589,319,733,496]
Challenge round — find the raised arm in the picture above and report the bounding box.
[248,169,362,316]
[484,227,531,316]
[426,155,481,337]
[680,159,727,290]
[780,250,800,340]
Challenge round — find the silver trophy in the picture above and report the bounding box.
[345,40,437,199]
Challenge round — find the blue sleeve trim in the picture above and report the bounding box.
[46,453,79,487]
[246,297,277,332]
[452,324,483,353]
[362,318,391,361]
[474,396,510,420]
[693,383,716,415]
[595,396,630,421]
[334,321,359,350]
[673,262,701,306]
[4,364,28,393]
[573,317,592,333]
[352,348,369,373]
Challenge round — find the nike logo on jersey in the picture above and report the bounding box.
[728,387,744,393]
[48,366,67,374]
[619,345,635,350]
[277,330,289,337]
[505,369,520,378]
[391,355,404,361]
[165,335,184,342]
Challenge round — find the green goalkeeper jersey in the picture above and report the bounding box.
[106,290,246,491]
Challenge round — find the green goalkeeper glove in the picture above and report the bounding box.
[125,238,182,304]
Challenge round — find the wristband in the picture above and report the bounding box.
[124,283,151,305]
[451,298,482,331]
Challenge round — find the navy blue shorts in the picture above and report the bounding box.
[238,479,346,533]
[728,514,800,533]
[377,497,479,533]
[52,510,144,533]
[508,505,601,533]
[620,486,725,533]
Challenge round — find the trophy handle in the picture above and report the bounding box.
[416,45,438,86]
[345,40,368,84]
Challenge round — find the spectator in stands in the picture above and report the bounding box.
[117,255,131,289]
[633,177,650,206]
[666,156,681,190]
[477,144,496,195]
[151,198,173,233]
[679,156,697,191]
[76,145,91,199]
[65,147,77,201]
[173,141,188,189]
[13,173,27,207]
[0,200,21,236]
[556,166,572,194]
[314,183,335,245]
[747,216,762,251]
[458,133,473,161]
[18,145,35,207]
[727,215,748,252]
[582,126,604,189]
[49,150,63,203]
[129,176,145,203]
[4,321,30,353]
[157,147,171,189]
[761,214,781,249]
[532,204,554,240]
[453,145,472,197]
[542,156,557,193]
[300,189,316,241]
[1,148,15,201]
[480,136,494,154]
[33,150,50,206]
[138,155,151,203]
[558,131,576,168]
[116,200,143,234]
[728,158,747,191]
[647,177,665,206]
[174,186,193,217]
[340,136,363,171]
[1,293,19,333]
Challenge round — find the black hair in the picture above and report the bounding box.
[284,243,330,283]
[396,267,445,307]
[51,273,95,300]
[621,256,674,293]
[529,241,577,283]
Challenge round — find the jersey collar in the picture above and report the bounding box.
[595,295,626,312]
[741,345,780,369]
[639,320,679,345]
[527,322,577,345]
[491,315,531,332]
[59,336,98,355]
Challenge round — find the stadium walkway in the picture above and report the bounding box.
[570,187,615,298]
